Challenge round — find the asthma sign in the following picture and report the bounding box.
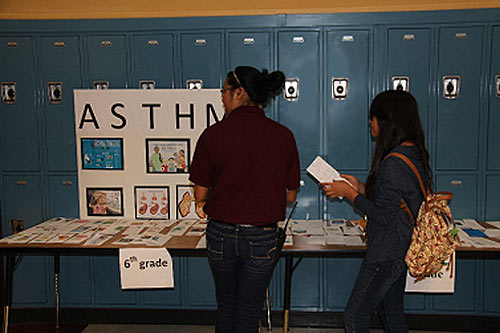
[119,248,174,289]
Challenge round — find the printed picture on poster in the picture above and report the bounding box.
[146,139,190,174]
[86,188,123,216]
[176,185,207,219]
[81,138,124,170]
[135,186,170,219]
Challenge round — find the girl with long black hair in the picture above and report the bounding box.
[321,90,432,332]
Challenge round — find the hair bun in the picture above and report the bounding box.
[265,70,285,96]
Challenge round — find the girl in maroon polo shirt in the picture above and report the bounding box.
[190,66,300,333]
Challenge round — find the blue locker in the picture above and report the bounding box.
[40,36,81,172]
[185,257,216,307]
[278,30,321,168]
[484,259,500,312]
[386,28,432,135]
[485,175,500,220]
[0,37,40,172]
[326,29,371,170]
[297,172,321,219]
[227,32,271,73]
[487,26,500,170]
[436,174,478,219]
[290,257,321,310]
[325,257,362,310]
[181,33,222,88]
[86,35,128,88]
[436,26,483,171]
[47,175,91,305]
[3,175,48,305]
[94,256,138,306]
[431,259,477,312]
[132,34,175,89]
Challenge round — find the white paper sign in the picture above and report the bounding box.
[405,253,455,293]
[119,248,174,289]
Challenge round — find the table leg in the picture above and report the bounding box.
[54,253,60,330]
[3,252,14,333]
[283,254,293,332]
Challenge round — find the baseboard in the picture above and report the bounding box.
[10,308,500,332]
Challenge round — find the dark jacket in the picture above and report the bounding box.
[354,145,427,263]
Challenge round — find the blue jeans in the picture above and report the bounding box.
[344,258,408,333]
[206,220,280,333]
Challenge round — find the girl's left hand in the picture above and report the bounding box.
[320,180,358,202]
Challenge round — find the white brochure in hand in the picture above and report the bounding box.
[306,156,353,186]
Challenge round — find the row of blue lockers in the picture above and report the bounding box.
[0,9,499,314]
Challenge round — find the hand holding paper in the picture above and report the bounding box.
[306,156,353,187]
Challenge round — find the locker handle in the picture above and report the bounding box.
[450,180,462,186]
[62,180,73,186]
[17,180,27,186]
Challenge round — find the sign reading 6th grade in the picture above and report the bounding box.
[119,247,174,289]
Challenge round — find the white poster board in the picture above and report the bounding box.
[73,89,224,219]
[119,248,174,289]
[405,253,455,293]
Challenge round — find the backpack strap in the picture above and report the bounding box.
[385,152,428,197]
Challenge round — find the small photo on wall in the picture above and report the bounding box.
[86,187,123,216]
[146,139,190,174]
[81,138,124,170]
[135,186,170,220]
[176,185,207,220]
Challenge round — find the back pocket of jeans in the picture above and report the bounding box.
[249,238,277,267]
[206,233,223,261]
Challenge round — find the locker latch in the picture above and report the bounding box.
[443,76,460,100]
[332,78,348,100]
[392,77,409,92]
[48,82,63,104]
[140,80,156,89]
[284,78,299,101]
[1,82,16,104]
[186,79,203,90]
[93,81,109,90]
[496,75,500,98]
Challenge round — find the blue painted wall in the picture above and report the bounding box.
[0,8,499,315]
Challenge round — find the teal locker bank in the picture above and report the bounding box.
[1,8,500,318]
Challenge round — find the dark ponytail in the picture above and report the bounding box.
[226,66,285,107]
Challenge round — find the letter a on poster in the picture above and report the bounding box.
[119,248,174,289]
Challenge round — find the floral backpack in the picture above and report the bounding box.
[387,152,459,282]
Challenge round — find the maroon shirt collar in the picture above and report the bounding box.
[227,105,265,117]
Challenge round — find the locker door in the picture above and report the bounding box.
[86,35,127,88]
[485,175,500,220]
[436,27,483,170]
[436,174,478,219]
[181,33,222,88]
[0,37,40,171]
[326,29,371,170]
[3,175,48,304]
[487,26,500,170]
[185,257,216,307]
[387,28,431,134]
[227,32,271,72]
[133,34,174,89]
[278,31,320,168]
[40,36,81,172]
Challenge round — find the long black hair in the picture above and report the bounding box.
[226,66,285,107]
[365,90,433,198]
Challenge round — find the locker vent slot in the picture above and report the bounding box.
[455,32,467,39]
[403,34,415,40]
[101,41,112,47]
[292,36,304,44]
[195,39,207,45]
[148,40,159,46]
[342,35,354,42]
[54,42,65,47]
[243,38,255,45]
[7,42,17,47]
